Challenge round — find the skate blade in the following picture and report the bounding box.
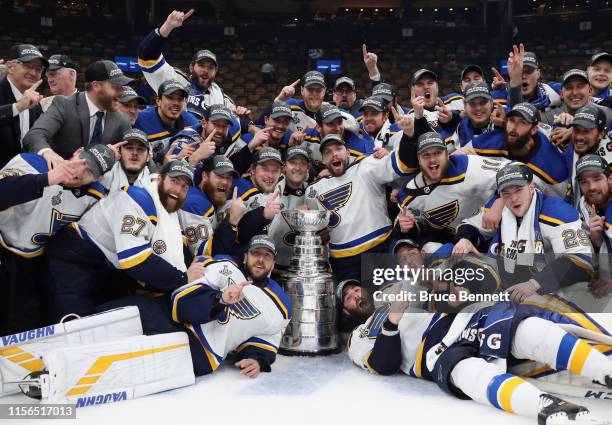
[547,411,612,425]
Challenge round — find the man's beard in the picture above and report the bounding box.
[158,183,185,213]
[203,183,227,207]
[246,261,271,283]
[504,130,532,152]
[585,186,611,208]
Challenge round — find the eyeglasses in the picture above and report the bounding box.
[19,61,45,73]
[334,88,354,95]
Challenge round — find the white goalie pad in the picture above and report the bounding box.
[39,332,195,407]
[0,307,143,397]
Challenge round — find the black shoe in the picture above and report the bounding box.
[538,393,589,425]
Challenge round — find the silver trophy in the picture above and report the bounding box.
[279,210,339,355]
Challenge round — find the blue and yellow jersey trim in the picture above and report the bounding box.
[181,187,215,218]
[262,284,291,320]
[188,324,223,371]
[391,149,416,175]
[86,181,106,200]
[232,178,260,202]
[21,153,49,173]
[329,225,392,258]
[121,186,158,225]
[171,283,203,322]
[538,197,580,227]
[137,54,166,73]
[117,243,152,269]
[236,336,278,354]
[0,234,44,258]
[442,94,463,105]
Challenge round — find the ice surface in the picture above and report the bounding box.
[3,353,611,425]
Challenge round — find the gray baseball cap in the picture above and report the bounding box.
[461,64,484,80]
[334,76,356,91]
[417,132,446,155]
[158,80,188,97]
[464,81,492,102]
[316,104,346,124]
[248,234,276,256]
[496,163,533,192]
[335,279,361,303]
[411,69,437,85]
[571,105,606,130]
[575,154,608,177]
[122,128,149,148]
[118,86,147,105]
[562,69,590,86]
[303,70,326,88]
[203,155,238,176]
[9,44,49,67]
[254,147,283,165]
[269,101,293,119]
[523,52,539,69]
[392,238,420,254]
[206,104,232,123]
[192,49,217,66]
[319,133,345,153]
[79,144,116,179]
[372,83,395,102]
[47,54,78,71]
[359,96,387,113]
[507,103,540,124]
[590,52,612,66]
[160,160,195,185]
[285,145,310,162]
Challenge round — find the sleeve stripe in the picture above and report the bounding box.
[118,248,152,269]
[171,284,203,322]
[236,341,278,354]
[138,55,166,73]
[241,188,259,201]
[118,242,152,260]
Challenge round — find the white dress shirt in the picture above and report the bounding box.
[8,77,29,144]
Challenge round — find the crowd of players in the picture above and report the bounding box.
[1,7,612,423]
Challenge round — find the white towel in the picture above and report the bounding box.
[500,191,539,273]
[101,162,150,192]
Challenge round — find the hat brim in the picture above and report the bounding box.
[286,152,310,161]
[570,118,598,129]
[256,157,283,166]
[507,110,537,123]
[304,80,326,88]
[20,55,49,68]
[334,82,356,91]
[160,87,188,98]
[212,166,239,177]
[269,112,293,119]
[591,53,612,65]
[248,243,276,256]
[417,142,446,155]
[563,74,590,86]
[321,113,347,124]
[79,150,104,179]
[359,104,385,112]
[412,71,437,85]
[523,62,539,69]
[166,171,194,185]
[576,165,606,176]
[319,138,345,153]
[124,137,149,147]
[193,57,218,67]
[497,179,529,192]
[465,93,492,102]
[109,75,134,86]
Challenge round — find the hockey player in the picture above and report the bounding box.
[101,128,151,192]
[171,235,291,377]
[135,79,199,165]
[348,282,612,424]
[44,160,206,321]
[455,163,594,302]
[588,52,612,100]
[137,9,235,111]
[275,71,326,132]
[303,105,418,281]
[565,104,612,207]
[116,86,146,125]
[396,132,505,250]
[0,145,115,334]
[469,103,569,198]
[359,96,401,150]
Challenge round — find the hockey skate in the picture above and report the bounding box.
[538,393,610,425]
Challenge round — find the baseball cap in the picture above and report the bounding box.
[562,69,590,86]
[118,86,146,105]
[8,44,48,67]
[122,128,149,148]
[202,155,238,176]
[160,160,195,185]
[496,163,533,192]
[205,104,232,123]
[158,80,188,97]
[186,103,207,121]
[316,104,346,124]
[334,76,356,91]
[461,64,484,80]
[269,101,293,119]
[254,147,283,165]
[319,133,345,153]
[359,96,388,113]
[47,54,77,71]
[192,49,218,66]
[411,69,437,85]
[417,132,446,155]
[463,81,492,102]
[85,60,133,85]
[372,83,395,102]
[507,103,540,124]
[248,234,276,256]
[170,129,203,153]
[575,154,608,177]
[590,52,612,66]
[285,145,310,162]
[79,144,116,179]
[571,104,606,130]
[335,279,361,305]
[303,70,326,88]
[523,52,539,69]
[392,238,420,254]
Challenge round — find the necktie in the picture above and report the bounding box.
[90,111,105,145]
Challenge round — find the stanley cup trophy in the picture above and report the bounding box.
[279,210,339,355]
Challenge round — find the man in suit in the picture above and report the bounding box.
[23,60,133,169]
[0,44,48,168]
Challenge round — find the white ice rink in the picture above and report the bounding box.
[3,352,612,425]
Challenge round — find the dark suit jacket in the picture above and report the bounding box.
[0,77,43,167]
[22,91,131,159]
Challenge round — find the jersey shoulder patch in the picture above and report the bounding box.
[538,196,579,226]
[122,186,157,222]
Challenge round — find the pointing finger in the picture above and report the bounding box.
[390,104,400,120]
[491,67,503,80]
[29,79,43,91]
[205,128,217,142]
[183,8,195,19]
[290,79,300,88]
[362,43,368,57]
[233,187,238,200]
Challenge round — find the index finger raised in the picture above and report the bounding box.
[289,79,300,88]
[362,43,368,57]
[183,8,195,19]
[29,79,43,91]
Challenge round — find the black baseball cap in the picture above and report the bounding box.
[463,81,492,102]
[590,52,612,66]
[392,238,420,254]
[118,87,147,105]
[417,132,446,155]
[192,49,217,66]
[496,163,533,192]
[303,70,326,88]
[8,44,48,67]
[372,83,395,102]
[571,105,606,130]
[85,60,133,85]
[334,76,356,91]
[411,69,437,85]
[575,154,608,176]
[285,145,310,162]
[47,54,78,71]
[122,128,149,148]
[316,104,346,125]
[248,234,276,256]
[187,103,207,121]
[254,147,283,165]
[359,96,387,113]
[79,144,116,179]
[523,52,539,69]
[319,133,345,153]
[160,160,195,185]
[562,69,590,86]
[507,103,540,124]
[461,64,484,80]
[206,104,232,123]
[158,80,188,98]
[202,155,238,176]
[269,101,293,119]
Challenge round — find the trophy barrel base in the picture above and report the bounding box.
[279,346,342,357]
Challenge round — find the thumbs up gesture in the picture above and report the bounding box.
[263,190,282,219]
[398,206,416,233]
[229,187,247,225]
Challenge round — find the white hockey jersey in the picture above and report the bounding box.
[100,162,150,193]
[0,153,105,257]
[178,187,218,257]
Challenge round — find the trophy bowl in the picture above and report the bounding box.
[281,210,330,233]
